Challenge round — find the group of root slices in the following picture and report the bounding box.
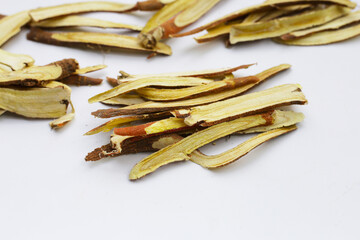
[0,49,106,128]
[175,0,360,46]
[0,0,222,57]
[85,64,308,180]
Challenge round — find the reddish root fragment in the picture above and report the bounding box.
[107,77,119,87]
[60,75,103,86]
[135,0,165,11]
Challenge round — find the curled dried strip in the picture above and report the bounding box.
[281,10,360,39]
[129,112,274,180]
[27,28,172,56]
[0,49,34,71]
[95,64,290,116]
[136,76,259,101]
[0,10,31,46]
[31,15,142,31]
[85,133,183,161]
[49,101,75,129]
[0,58,78,86]
[230,5,350,44]
[89,76,214,103]
[274,21,360,45]
[176,84,307,126]
[190,126,297,168]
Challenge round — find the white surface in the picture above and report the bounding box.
[1,0,360,239]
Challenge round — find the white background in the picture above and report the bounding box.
[1,0,360,239]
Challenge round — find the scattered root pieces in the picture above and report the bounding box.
[26,28,172,56]
[138,0,221,49]
[173,0,358,46]
[85,63,307,180]
[0,52,106,129]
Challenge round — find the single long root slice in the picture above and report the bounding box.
[0,58,78,86]
[0,81,71,118]
[31,15,142,31]
[29,1,136,22]
[86,133,183,161]
[190,125,297,168]
[274,22,360,45]
[96,64,290,116]
[281,10,360,39]
[75,65,107,75]
[0,49,34,71]
[237,110,304,134]
[101,94,146,106]
[129,112,274,180]
[230,5,350,44]
[173,0,357,37]
[118,63,254,83]
[114,117,190,136]
[176,84,307,127]
[136,76,258,101]
[27,28,172,56]
[0,10,31,46]
[89,76,213,103]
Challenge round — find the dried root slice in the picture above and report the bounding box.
[136,76,259,101]
[26,28,172,56]
[139,0,220,48]
[230,5,350,44]
[0,81,71,118]
[85,112,171,135]
[274,21,360,45]
[75,65,107,75]
[60,75,103,86]
[31,15,142,31]
[173,0,357,37]
[49,101,75,129]
[281,10,360,39]
[0,49,34,71]
[88,76,214,103]
[29,2,136,22]
[129,112,274,180]
[85,133,183,161]
[190,126,297,168]
[177,84,307,127]
[118,63,254,83]
[0,58,78,86]
[99,64,290,116]
[114,117,190,136]
[237,110,304,134]
[101,94,146,106]
[0,10,31,46]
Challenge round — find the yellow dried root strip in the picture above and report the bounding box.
[129,113,274,180]
[180,84,307,127]
[85,116,144,135]
[0,49,34,71]
[0,81,71,118]
[173,0,357,37]
[237,110,304,134]
[89,76,213,103]
[26,28,172,56]
[281,10,360,39]
[31,15,142,31]
[29,1,136,22]
[195,21,242,43]
[259,4,313,22]
[191,125,297,168]
[101,94,146,106]
[230,5,350,44]
[0,10,31,47]
[136,76,259,101]
[114,117,189,136]
[75,65,107,75]
[49,101,75,129]
[0,58,78,86]
[100,64,291,116]
[274,21,360,45]
[118,63,254,83]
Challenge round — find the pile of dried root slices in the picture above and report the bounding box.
[174,0,360,46]
[86,63,307,180]
[0,49,106,129]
